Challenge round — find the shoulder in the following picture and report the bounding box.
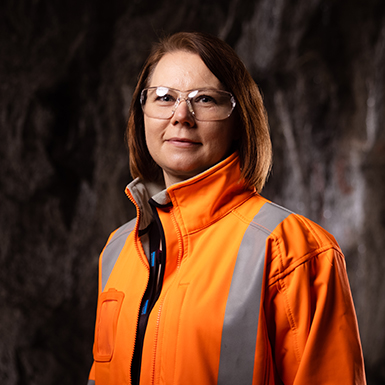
[272,211,343,286]
[237,194,337,247]
[238,195,343,283]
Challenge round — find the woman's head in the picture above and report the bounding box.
[126,31,272,192]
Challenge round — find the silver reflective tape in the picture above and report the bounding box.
[101,218,136,291]
[217,202,291,384]
[87,380,95,385]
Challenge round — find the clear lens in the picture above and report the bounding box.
[140,87,236,121]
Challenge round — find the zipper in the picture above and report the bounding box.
[125,189,184,385]
[125,188,151,385]
[129,194,171,385]
[150,207,184,385]
[125,187,150,270]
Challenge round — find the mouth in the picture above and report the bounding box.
[165,137,201,147]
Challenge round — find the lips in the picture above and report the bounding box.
[166,137,201,147]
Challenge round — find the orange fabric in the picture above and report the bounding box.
[264,216,365,384]
[89,153,366,384]
[93,289,125,362]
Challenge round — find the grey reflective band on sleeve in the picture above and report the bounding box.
[87,380,95,385]
[217,202,291,385]
[101,218,136,291]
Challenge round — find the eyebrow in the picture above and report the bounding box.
[148,86,228,92]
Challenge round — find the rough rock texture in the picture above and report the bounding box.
[0,0,384,384]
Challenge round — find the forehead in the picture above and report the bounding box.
[148,51,223,90]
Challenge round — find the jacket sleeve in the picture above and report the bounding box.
[265,247,366,384]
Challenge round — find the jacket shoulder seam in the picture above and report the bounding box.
[231,207,272,234]
[267,243,342,286]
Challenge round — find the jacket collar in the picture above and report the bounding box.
[126,152,255,234]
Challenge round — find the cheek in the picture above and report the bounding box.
[144,119,171,168]
[144,119,158,159]
[144,117,161,145]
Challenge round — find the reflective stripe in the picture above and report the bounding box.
[217,202,291,384]
[87,380,95,385]
[101,218,136,291]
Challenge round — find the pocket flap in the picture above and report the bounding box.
[93,288,125,362]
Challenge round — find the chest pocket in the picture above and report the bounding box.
[93,288,125,362]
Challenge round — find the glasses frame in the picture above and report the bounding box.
[140,86,236,121]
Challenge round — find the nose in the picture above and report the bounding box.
[170,99,196,127]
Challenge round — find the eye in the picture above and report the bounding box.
[194,94,217,105]
[198,95,215,103]
[152,93,176,105]
[154,94,169,102]
[154,88,177,104]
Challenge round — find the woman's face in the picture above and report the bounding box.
[144,51,238,187]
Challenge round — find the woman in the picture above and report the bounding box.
[88,32,366,385]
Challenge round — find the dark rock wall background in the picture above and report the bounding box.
[1,0,384,384]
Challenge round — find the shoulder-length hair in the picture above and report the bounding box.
[126,31,272,192]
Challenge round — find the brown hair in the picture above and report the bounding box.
[126,31,272,192]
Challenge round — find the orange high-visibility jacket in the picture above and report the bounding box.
[88,152,366,385]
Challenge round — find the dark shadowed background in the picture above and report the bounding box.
[1,0,384,384]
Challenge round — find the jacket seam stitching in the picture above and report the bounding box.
[275,235,302,364]
[267,244,341,286]
[185,194,256,235]
[230,206,271,232]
